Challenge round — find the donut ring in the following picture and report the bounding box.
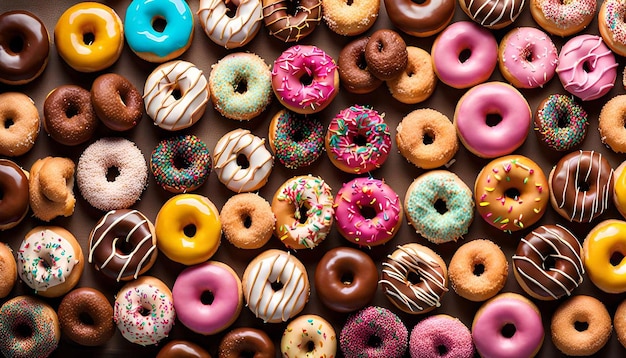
[0,243,16,298]
[268,109,325,169]
[281,315,337,357]
[219,328,275,358]
[198,0,263,49]
[57,287,115,346]
[91,73,143,131]
[0,159,29,231]
[150,135,212,193]
[459,0,525,29]
[535,94,588,152]
[409,315,474,358]
[337,37,382,94]
[364,29,408,80]
[339,306,408,358]
[384,0,454,37]
[322,0,379,36]
[43,85,97,146]
[582,219,626,293]
[615,298,626,349]
[262,0,322,42]
[220,193,275,249]
[29,156,76,222]
[386,46,436,104]
[599,94,626,153]
[157,340,211,358]
[0,92,39,157]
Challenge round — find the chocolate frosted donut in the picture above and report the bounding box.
[157,340,211,358]
[364,29,408,80]
[0,159,29,231]
[384,0,455,37]
[57,288,115,346]
[262,0,322,42]
[91,73,143,131]
[219,328,276,358]
[43,85,97,146]
[338,37,383,94]
[460,0,525,29]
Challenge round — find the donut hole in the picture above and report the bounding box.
[300,73,314,86]
[4,117,13,129]
[65,104,79,119]
[340,271,354,285]
[576,180,590,192]
[115,239,135,255]
[239,351,255,358]
[106,166,120,182]
[183,224,197,238]
[171,88,182,100]
[542,255,556,270]
[82,32,95,46]
[40,255,53,270]
[14,323,32,339]
[556,112,570,128]
[522,47,534,62]
[284,0,300,16]
[235,79,248,94]
[243,215,253,228]
[152,17,167,33]
[200,291,215,305]
[79,312,95,326]
[297,205,309,224]
[306,340,315,352]
[407,271,421,285]
[0,189,3,201]
[225,0,239,17]
[345,0,354,5]
[291,129,305,142]
[271,281,284,291]
[458,48,471,63]
[138,305,152,317]
[574,321,589,332]
[367,335,382,348]
[610,251,625,266]
[422,130,435,145]
[437,345,448,355]
[485,113,503,127]
[8,35,24,54]
[356,52,368,70]
[353,133,368,147]
[434,198,448,214]
[173,154,191,170]
[236,154,250,169]
[582,61,592,73]
[411,0,427,4]
[473,263,485,276]
[501,323,516,338]
[504,188,521,200]
[359,205,377,220]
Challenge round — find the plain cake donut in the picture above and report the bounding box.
[220,193,275,249]
[386,46,436,104]
[91,73,143,131]
[57,287,115,347]
[0,92,40,157]
[29,156,76,222]
[43,85,97,146]
[364,29,407,81]
[337,37,383,94]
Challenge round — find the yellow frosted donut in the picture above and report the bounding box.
[583,219,626,293]
[155,194,222,266]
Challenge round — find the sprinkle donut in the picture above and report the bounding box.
[198,0,263,48]
[150,135,212,193]
[268,109,325,169]
[535,94,588,151]
[261,0,321,42]
[281,315,337,357]
[409,315,474,358]
[599,0,626,57]
[0,92,40,157]
[530,0,596,36]
[339,306,408,358]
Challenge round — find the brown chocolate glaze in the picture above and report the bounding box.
[218,327,275,358]
[57,287,115,347]
[43,85,97,146]
[314,247,378,312]
[0,10,49,85]
[364,29,408,81]
[513,224,584,300]
[337,37,383,95]
[0,159,29,229]
[156,340,211,358]
[383,0,455,37]
[91,73,143,132]
[460,0,525,29]
[262,0,321,42]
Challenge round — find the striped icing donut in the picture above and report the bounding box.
[198,0,263,48]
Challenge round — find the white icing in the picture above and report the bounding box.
[198,0,263,49]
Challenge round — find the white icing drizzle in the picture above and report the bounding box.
[465,0,525,27]
[198,0,263,48]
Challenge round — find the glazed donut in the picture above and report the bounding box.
[198,0,263,48]
[0,159,29,231]
[54,2,123,72]
[513,224,584,300]
[0,243,16,298]
[157,340,211,358]
[459,0,525,29]
[448,239,508,302]
[155,194,221,266]
[173,261,242,335]
[88,209,157,282]
[599,95,626,153]
[314,247,378,312]
[77,137,148,211]
[281,315,336,357]
[475,155,549,231]
[91,73,143,131]
[325,105,391,174]
[124,0,194,62]
[0,92,39,157]
[339,306,408,358]
[583,219,626,293]
[472,293,544,358]
[337,37,383,94]
[268,109,325,169]
[0,11,49,85]
[364,29,407,81]
[549,150,614,223]
[556,35,617,101]
[57,287,115,346]
[551,295,612,356]
[213,129,274,193]
[454,82,532,158]
[150,135,212,193]
[220,193,275,249]
[615,299,626,349]
[599,0,626,57]
[219,328,275,358]
[431,21,497,89]
[209,52,272,120]
[386,46,436,104]
[271,45,339,114]
[535,94,588,152]
[405,170,473,244]
[334,178,402,247]
[384,0,454,37]
[396,108,458,169]
[29,157,76,222]
[272,175,334,249]
[614,160,626,218]
[242,249,310,323]
[17,226,84,298]
[530,0,596,36]
[0,296,60,358]
[261,0,321,42]
[323,0,378,36]
[409,315,474,358]
[43,85,97,146]
[113,276,175,346]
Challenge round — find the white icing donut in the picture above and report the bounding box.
[143,60,209,131]
[198,0,263,49]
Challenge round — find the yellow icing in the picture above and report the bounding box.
[615,169,626,211]
[584,220,626,293]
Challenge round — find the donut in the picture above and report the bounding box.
[242,249,310,323]
[535,94,589,152]
[219,328,275,358]
[0,159,29,231]
[323,0,378,36]
[0,296,60,358]
[337,37,382,95]
[57,287,115,346]
[173,261,242,335]
[43,85,97,146]
[0,11,49,85]
[454,82,532,158]
[556,35,617,101]
[384,0,454,37]
[91,73,143,131]
[124,0,194,62]
[0,243,16,298]
[29,157,76,222]
[155,194,221,266]
[76,137,148,211]
[459,0,525,29]
[198,0,263,48]
[268,109,325,169]
[409,314,474,358]
[213,129,274,193]
[599,95,626,153]
[431,21,497,89]
[475,155,549,232]
[386,46,436,104]
[54,2,123,72]
[364,29,407,81]
[150,135,212,193]
[583,219,626,293]
[209,52,272,121]
[157,340,211,358]
[220,193,275,249]
[314,247,378,312]
[549,150,614,223]
[404,170,474,244]
[88,209,157,282]
[530,0,596,36]
[325,105,391,174]
[272,175,334,249]
[498,27,558,89]
[396,108,458,169]
[334,178,402,247]
[281,315,336,357]
[261,0,321,42]
[551,295,612,356]
[599,0,626,57]
[113,276,175,346]
[614,160,626,218]
[144,60,209,131]
[271,45,339,114]
[18,226,84,298]
[472,293,544,358]
[513,224,584,300]
[615,299,626,349]
[339,306,408,358]
[448,239,508,302]
[0,92,40,157]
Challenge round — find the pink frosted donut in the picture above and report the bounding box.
[340,306,408,358]
[556,35,617,101]
[431,21,497,89]
[271,45,339,114]
[454,82,532,158]
[409,314,474,358]
[172,261,242,335]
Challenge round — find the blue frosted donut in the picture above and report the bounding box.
[150,135,212,193]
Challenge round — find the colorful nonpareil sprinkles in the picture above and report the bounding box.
[272,111,324,169]
[604,0,626,44]
[150,135,211,193]
[539,0,596,29]
[339,306,408,358]
[535,94,588,151]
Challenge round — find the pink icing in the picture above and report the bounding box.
[539,0,596,29]
[455,82,531,158]
[431,21,497,88]
[172,261,241,335]
[271,45,338,113]
[500,27,558,88]
[409,315,474,358]
[556,35,617,101]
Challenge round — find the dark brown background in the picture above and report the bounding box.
[1,0,626,356]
